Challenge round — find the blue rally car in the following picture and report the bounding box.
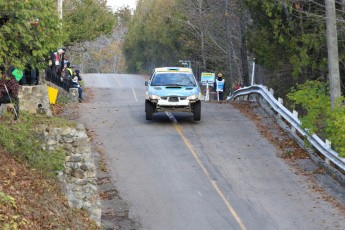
[145,67,201,121]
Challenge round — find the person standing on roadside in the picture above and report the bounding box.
[51,47,66,78]
[214,73,225,101]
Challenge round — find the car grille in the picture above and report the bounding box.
[168,97,179,102]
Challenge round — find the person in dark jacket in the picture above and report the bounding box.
[69,69,83,101]
[20,64,39,85]
[63,61,73,82]
[0,66,20,119]
[51,47,66,78]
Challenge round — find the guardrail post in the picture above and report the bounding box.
[277,98,283,118]
[325,140,332,165]
[259,94,265,104]
[292,110,298,133]
[269,88,274,96]
[249,94,257,102]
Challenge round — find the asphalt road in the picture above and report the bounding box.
[76,73,345,230]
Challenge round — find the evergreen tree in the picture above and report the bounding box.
[0,0,62,70]
[63,0,116,46]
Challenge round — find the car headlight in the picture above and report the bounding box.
[149,94,161,100]
[187,94,198,100]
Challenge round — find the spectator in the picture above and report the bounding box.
[63,61,73,82]
[214,73,225,100]
[69,69,83,101]
[51,47,66,78]
[0,66,20,119]
[20,64,39,85]
[30,66,39,85]
[235,81,241,90]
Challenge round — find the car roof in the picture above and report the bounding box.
[153,67,193,73]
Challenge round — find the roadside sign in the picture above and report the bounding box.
[201,72,215,86]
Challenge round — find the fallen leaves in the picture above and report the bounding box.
[0,147,99,229]
[50,104,64,116]
[230,101,345,215]
[230,101,309,160]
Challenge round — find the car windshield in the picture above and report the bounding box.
[150,72,197,86]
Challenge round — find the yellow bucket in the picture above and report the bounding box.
[47,86,58,104]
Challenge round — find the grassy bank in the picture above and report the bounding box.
[0,110,99,229]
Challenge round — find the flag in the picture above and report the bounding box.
[11,68,23,81]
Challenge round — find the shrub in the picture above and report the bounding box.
[0,112,73,176]
[287,80,345,157]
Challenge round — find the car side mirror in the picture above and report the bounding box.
[145,81,149,86]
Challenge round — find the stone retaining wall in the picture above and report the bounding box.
[35,123,101,226]
[1,80,101,225]
[19,85,52,116]
[0,84,52,116]
[0,83,79,116]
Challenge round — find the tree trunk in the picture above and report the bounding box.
[198,0,206,71]
[325,0,341,108]
[225,0,234,94]
[342,0,345,11]
[240,14,249,87]
[201,30,206,70]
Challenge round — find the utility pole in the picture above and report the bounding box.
[325,0,341,108]
[58,0,63,19]
[58,0,63,46]
[251,58,256,86]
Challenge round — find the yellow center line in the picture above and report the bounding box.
[132,87,138,101]
[114,75,122,87]
[113,75,137,101]
[173,121,247,230]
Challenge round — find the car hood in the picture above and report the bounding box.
[148,86,199,97]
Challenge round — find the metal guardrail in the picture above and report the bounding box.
[228,84,345,172]
[45,68,70,92]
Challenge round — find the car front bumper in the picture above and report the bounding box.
[147,97,199,113]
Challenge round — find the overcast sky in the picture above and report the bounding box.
[107,0,137,10]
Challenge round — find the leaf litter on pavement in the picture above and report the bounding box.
[230,100,345,215]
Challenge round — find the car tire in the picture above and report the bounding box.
[145,100,153,120]
[193,101,201,121]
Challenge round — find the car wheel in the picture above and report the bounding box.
[193,101,201,121]
[145,101,153,120]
